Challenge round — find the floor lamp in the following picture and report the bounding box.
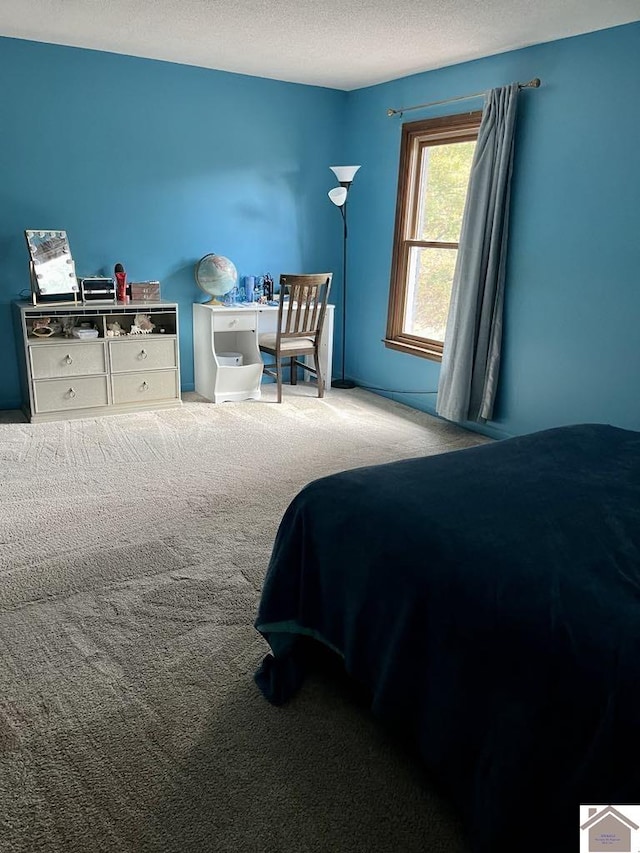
[328,165,360,390]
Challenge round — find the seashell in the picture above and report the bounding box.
[133,314,155,332]
[32,325,55,337]
[32,316,61,337]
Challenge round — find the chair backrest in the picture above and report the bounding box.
[277,274,332,343]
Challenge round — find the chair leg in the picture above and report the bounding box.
[290,357,297,385]
[315,346,324,398]
[276,356,283,403]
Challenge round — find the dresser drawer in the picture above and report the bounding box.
[33,376,109,413]
[212,313,256,332]
[30,342,106,379]
[112,370,179,405]
[109,338,177,373]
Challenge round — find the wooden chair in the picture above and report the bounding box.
[258,273,333,403]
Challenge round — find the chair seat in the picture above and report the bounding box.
[259,333,315,353]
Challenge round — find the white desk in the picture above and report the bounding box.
[193,303,334,403]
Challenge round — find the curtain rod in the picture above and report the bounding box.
[387,77,540,117]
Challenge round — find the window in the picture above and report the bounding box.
[385,112,481,361]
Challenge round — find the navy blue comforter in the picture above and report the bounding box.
[254,424,640,851]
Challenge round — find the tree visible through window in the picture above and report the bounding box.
[386,112,481,361]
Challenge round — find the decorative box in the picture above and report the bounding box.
[130,281,161,302]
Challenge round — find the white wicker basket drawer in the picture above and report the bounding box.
[33,376,109,413]
[109,338,177,373]
[212,313,256,332]
[30,342,106,379]
[112,370,179,405]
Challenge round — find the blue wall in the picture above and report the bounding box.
[344,22,640,437]
[0,38,346,406]
[2,25,639,436]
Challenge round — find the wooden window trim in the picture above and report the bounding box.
[386,111,482,362]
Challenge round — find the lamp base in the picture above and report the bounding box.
[332,378,356,390]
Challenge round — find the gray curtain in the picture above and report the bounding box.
[436,82,519,423]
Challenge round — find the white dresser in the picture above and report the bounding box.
[193,302,334,403]
[13,300,182,423]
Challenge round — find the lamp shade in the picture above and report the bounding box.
[330,165,361,184]
[328,187,348,207]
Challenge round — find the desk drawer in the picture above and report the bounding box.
[109,338,177,373]
[30,342,106,379]
[213,313,256,333]
[112,370,179,405]
[33,376,109,413]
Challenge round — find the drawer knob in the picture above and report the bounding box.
[139,349,148,360]
[64,354,73,365]
[67,387,76,399]
[141,381,149,392]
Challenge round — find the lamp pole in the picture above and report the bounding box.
[328,165,360,390]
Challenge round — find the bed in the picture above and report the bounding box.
[254,423,640,852]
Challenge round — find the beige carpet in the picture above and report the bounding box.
[0,385,485,853]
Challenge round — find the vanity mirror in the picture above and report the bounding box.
[25,230,79,305]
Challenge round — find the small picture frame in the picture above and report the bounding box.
[25,230,78,303]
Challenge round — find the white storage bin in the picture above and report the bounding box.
[217,352,244,367]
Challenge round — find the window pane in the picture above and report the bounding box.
[416,141,476,243]
[403,246,457,342]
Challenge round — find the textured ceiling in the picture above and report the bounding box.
[1,0,639,90]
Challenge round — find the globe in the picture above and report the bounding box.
[195,253,238,304]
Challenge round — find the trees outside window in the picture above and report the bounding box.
[385,112,481,361]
